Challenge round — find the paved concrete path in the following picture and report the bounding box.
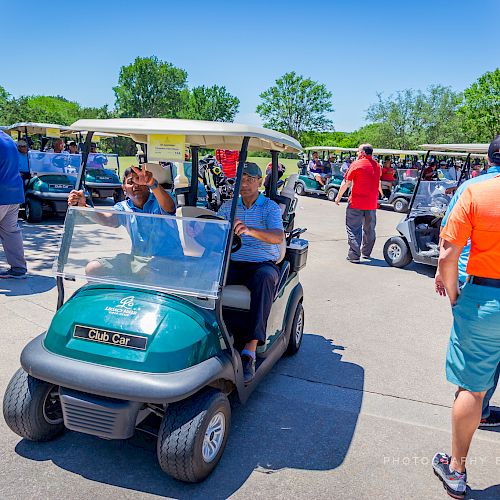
[0,197,499,499]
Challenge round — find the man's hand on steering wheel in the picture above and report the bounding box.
[131,165,154,186]
[234,217,251,236]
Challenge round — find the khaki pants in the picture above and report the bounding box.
[0,204,27,273]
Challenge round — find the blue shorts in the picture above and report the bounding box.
[446,283,500,392]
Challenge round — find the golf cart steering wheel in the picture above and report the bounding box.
[195,214,242,253]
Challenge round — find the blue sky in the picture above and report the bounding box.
[1,0,498,131]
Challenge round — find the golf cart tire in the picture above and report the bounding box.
[326,187,338,202]
[26,198,43,223]
[383,236,412,268]
[286,302,304,355]
[157,388,231,483]
[3,368,64,442]
[393,198,409,213]
[295,182,305,196]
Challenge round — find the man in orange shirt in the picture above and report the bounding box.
[335,144,381,263]
[432,137,500,498]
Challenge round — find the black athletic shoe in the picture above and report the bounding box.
[0,269,27,279]
[241,354,256,384]
[346,257,361,264]
[432,452,467,499]
[479,409,500,428]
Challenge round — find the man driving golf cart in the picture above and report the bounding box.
[218,162,284,383]
[308,151,330,187]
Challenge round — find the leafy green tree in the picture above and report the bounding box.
[179,85,239,122]
[299,130,349,148]
[113,56,187,118]
[256,72,334,140]
[459,68,500,141]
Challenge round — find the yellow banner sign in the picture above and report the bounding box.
[399,154,406,160]
[93,135,101,142]
[148,134,185,162]
[46,128,61,138]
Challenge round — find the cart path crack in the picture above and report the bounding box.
[273,371,452,409]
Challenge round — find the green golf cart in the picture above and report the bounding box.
[6,122,86,222]
[3,118,308,483]
[295,146,356,201]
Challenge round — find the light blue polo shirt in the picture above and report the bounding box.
[441,166,500,280]
[218,193,283,262]
[113,193,180,257]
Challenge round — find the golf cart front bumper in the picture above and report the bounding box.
[21,334,235,405]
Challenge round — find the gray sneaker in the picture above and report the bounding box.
[0,269,27,279]
[432,452,467,499]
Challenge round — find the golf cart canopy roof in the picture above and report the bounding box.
[420,144,489,154]
[373,148,427,156]
[61,128,119,138]
[69,118,302,153]
[303,146,358,153]
[7,122,63,134]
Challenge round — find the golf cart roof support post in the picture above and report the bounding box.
[220,136,250,288]
[187,146,199,206]
[407,149,430,216]
[113,137,120,170]
[270,150,279,201]
[75,131,94,191]
[458,153,471,185]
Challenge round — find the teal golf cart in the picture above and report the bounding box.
[6,122,90,222]
[295,146,356,201]
[3,119,308,483]
[62,129,124,202]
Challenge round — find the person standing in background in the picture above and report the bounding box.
[0,131,27,279]
[335,144,381,263]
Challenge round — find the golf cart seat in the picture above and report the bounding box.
[221,241,289,310]
[143,162,173,186]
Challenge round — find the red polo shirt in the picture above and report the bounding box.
[345,156,381,210]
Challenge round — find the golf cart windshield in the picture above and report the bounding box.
[411,180,456,215]
[397,168,418,183]
[87,153,119,171]
[28,151,82,175]
[55,207,230,300]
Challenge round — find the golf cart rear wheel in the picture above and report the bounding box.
[295,182,305,196]
[326,187,338,202]
[157,389,231,483]
[393,198,409,213]
[286,302,304,355]
[26,198,43,223]
[383,237,412,268]
[3,368,64,441]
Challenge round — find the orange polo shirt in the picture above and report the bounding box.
[441,175,500,278]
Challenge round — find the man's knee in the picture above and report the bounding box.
[250,265,279,290]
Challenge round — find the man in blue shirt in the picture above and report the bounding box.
[435,138,500,428]
[218,163,285,382]
[0,132,27,279]
[68,165,177,275]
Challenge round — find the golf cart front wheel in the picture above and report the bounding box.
[3,368,64,441]
[295,182,305,196]
[393,198,409,213]
[286,302,304,355]
[26,198,43,223]
[157,389,231,483]
[383,237,412,268]
[326,187,338,202]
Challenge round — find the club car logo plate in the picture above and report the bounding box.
[73,325,147,350]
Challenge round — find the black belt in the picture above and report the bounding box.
[467,276,500,288]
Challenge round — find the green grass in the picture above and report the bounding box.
[117,156,299,180]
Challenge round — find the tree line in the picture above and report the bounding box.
[1,55,498,153]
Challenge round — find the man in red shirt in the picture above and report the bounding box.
[335,144,381,262]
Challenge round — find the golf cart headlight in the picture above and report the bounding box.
[34,179,47,192]
[212,166,222,175]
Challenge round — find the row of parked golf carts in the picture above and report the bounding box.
[3,118,308,483]
[3,122,123,222]
[294,145,487,213]
[383,143,489,268]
